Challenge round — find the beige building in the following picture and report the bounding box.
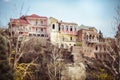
[48,17,78,48]
[71,25,112,60]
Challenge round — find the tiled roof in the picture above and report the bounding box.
[10,18,29,24]
[26,14,47,18]
[10,14,47,25]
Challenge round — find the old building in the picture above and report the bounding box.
[48,17,78,48]
[9,14,48,39]
[76,25,100,58]
[94,38,115,60]
[8,14,112,60]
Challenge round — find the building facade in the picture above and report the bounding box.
[8,14,112,59]
[76,25,100,57]
[48,17,78,48]
[9,14,48,39]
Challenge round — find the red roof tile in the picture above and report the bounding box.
[10,18,29,25]
[26,14,47,18]
[10,14,47,25]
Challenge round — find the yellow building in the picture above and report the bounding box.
[48,17,78,48]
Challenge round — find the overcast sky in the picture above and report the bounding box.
[0,0,120,37]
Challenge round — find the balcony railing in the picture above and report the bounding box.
[60,30,77,35]
[86,39,99,43]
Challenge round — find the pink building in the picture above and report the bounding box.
[9,14,48,38]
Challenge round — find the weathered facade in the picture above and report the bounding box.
[48,17,78,48]
[8,15,112,59]
[9,14,48,39]
[76,25,100,58]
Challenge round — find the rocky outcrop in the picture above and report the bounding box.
[61,63,86,80]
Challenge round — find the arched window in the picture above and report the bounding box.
[66,26,68,31]
[41,34,44,37]
[96,46,98,50]
[36,19,38,25]
[89,35,92,39]
[92,35,94,39]
[52,24,55,29]
[37,34,40,37]
[70,27,73,31]
[59,26,60,31]
[86,35,88,40]
[74,27,76,31]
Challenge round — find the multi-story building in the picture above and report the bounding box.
[94,38,114,60]
[48,17,78,48]
[9,14,48,38]
[8,14,112,59]
[76,25,100,57]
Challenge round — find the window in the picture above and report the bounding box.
[59,26,60,31]
[70,26,72,31]
[66,26,68,31]
[95,54,98,58]
[96,46,98,50]
[104,47,106,51]
[37,34,40,37]
[36,19,38,25]
[70,37,72,41]
[52,24,55,29]
[89,35,92,39]
[41,28,43,32]
[61,44,64,48]
[74,27,76,31]
[92,35,94,39]
[41,34,44,37]
[45,34,48,37]
[62,25,64,30]
[19,32,23,34]
[86,35,88,40]
[41,20,43,25]
[33,34,36,36]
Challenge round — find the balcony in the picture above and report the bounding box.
[30,23,47,27]
[60,30,77,35]
[86,39,99,43]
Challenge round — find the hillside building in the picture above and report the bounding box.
[8,14,48,39]
[48,17,78,48]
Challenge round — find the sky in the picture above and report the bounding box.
[0,0,120,37]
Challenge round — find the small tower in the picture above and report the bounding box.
[48,17,60,46]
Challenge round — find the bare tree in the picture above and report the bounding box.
[46,46,65,80]
[94,6,120,80]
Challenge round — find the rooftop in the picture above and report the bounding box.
[59,21,78,25]
[10,18,29,25]
[26,14,47,19]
